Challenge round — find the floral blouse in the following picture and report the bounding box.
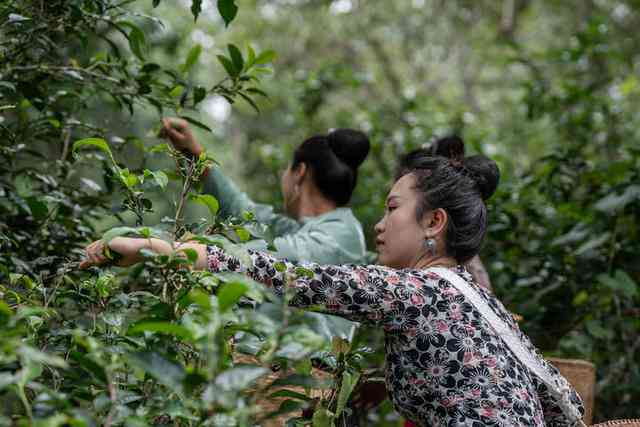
[206,246,584,427]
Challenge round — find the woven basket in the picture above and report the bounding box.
[234,353,327,427]
[590,420,640,427]
[547,357,596,425]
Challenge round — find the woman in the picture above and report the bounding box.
[399,135,493,292]
[82,147,585,426]
[161,118,370,343]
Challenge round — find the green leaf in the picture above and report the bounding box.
[73,138,116,164]
[585,319,613,340]
[193,86,207,106]
[152,0,161,7]
[119,22,147,60]
[182,44,202,73]
[128,321,193,340]
[574,232,611,256]
[217,0,238,27]
[214,366,268,391]
[217,281,248,312]
[254,50,276,65]
[18,346,67,368]
[149,143,169,153]
[169,85,184,98]
[128,351,185,394]
[246,87,269,98]
[178,247,199,264]
[68,351,107,383]
[312,407,335,427]
[190,194,219,217]
[598,270,638,298]
[246,45,256,68]
[26,197,48,220]
[143,169,168,188]
[118,168,139,189]
[102,226,139,243]
[217,54,240,78]
[234,226,250,242]
[191,0,203,21]
[228,44,244,72]
[239,92,260,113]
[187,289,212,310]
[594,185,640,213]
[335,371,360,417]
[179,115,213,132]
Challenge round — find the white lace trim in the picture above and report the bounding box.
[430,267,586,427]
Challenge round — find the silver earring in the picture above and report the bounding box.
[424,238,437,257]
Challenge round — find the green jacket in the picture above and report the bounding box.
[203,167,367,346]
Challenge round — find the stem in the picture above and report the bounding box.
[17,385,32,421]
[60,127,71,161]
[104,375,118,427]
[173,157,197,237]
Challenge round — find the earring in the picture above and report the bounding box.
[424,237,437,257]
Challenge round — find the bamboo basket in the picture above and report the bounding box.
[234,353,328,427]
[547,357,596,425]
[590,420,640,427]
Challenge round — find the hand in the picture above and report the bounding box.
[159,117,202,156]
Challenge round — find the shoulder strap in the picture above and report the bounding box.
[429,267,586,427]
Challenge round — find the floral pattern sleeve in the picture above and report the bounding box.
[207,246,585,427]
[207,245,427,326]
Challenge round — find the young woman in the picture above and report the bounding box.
[82,147,585,426]
[399,135,493,292]
[161,118,371,342]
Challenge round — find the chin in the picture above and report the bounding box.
[377,255,392,268]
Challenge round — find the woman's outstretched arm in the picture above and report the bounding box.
[80,237,208,269]
[81,237,425,326]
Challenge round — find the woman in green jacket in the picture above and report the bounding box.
[160,118,370,342]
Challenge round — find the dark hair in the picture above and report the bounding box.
[292,128,370,206]
[396,136,500,262]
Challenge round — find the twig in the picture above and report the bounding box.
[173,156,198,237]
[104,376,118,427]
[60,127,71,161]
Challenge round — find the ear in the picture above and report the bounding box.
[421,208,448,238]
[292,162,307,183]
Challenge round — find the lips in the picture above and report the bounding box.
[376,238,384,247]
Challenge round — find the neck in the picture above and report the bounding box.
[295,190,337,218]
[413,254,458,270]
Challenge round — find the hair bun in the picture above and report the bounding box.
[327,128,370,170]
[430,135,465,160]
[464,155,500,200]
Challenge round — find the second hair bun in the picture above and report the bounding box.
[327,129,370,170]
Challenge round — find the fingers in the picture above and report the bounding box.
[165,126,185,142]
[80,240,108,269]
[162,117,188,132]
[159,118,188,146]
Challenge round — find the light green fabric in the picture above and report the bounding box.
[203,167,367,347]
[203,167,367,265]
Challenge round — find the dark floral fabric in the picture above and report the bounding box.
[207,246,584,427]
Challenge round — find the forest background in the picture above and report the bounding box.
[1,0,639,425]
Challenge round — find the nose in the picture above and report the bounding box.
[374,216,385,235]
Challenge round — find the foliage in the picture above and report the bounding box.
[1,1,365,426]
[195,1,640,421]
[2,0,639,425]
